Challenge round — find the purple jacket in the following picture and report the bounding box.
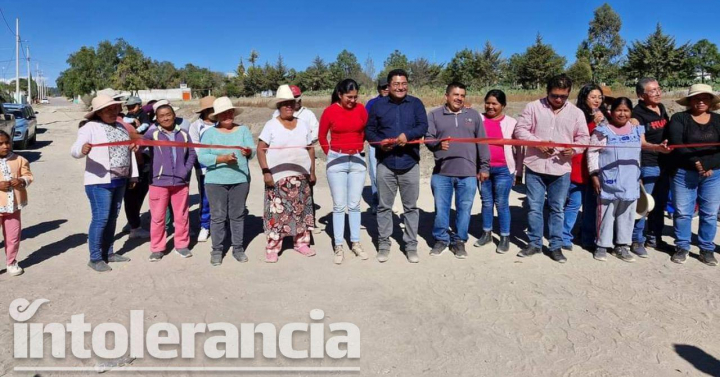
[143,125,197,187]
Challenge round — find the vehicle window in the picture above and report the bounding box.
[11,110,23,119]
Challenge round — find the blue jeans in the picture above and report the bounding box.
[367,145,379,206]
[85,181,126,262]
[480,166,513,236]
[632,166,670,244]
[326,151,367,245]
[525,168,571,250]
[431,174,477,243]
[195,166,211,230]
[562,182,597,247]
[672,168,720,251]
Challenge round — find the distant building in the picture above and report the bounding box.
[694,69,712,82]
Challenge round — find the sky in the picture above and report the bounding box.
[0,0,717,87]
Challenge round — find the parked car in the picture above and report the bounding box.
[3,103,36,150]
[0,103,15,144]
[40,98,49,104]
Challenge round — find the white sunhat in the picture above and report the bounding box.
[84,94,123,119]
[676,83,720,109]
[267,84,298,109]
[635,183,656,220]
[209,96,243,120]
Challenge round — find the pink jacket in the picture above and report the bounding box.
[71,121,138,185]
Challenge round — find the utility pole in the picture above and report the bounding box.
[36,63,40,100]
[15,18,20,103]
[26,46,31,103]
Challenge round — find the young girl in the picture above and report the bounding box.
[587,97,668,262]
[0,130,33,276]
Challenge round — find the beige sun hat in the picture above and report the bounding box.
[84,94,123,119]
[209,96,243,120]
[267,84,297,109]
[676,83,720,108]
[195,95,217,114]
[97,88,125,101]
[153,99,180,113]
[635,183,656,220]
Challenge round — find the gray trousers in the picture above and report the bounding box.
[596,198,637,248]
[206,183,250,255]
[376,163,420,250]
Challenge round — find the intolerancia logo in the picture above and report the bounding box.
[10,298,361,372]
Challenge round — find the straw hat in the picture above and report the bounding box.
[209,96,243,120]
[195,96,217,114]
[635,183,655,220]
[97,88,125,100]
[267,84,297,109]
[84,94,123,119]
[676,84,720,108]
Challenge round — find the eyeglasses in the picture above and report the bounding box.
[390,82,408,88]
[645,88,662,95]
[549,94,569,100]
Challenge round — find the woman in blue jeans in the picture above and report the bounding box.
[667,84,720,266]
[475,90,521,253]
[71,94,139,273]
[319,79,369,264]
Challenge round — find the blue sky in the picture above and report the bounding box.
[0,0,717,86]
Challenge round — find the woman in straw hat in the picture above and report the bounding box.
[257,85,317,263]
[71,94,139,272]
[198,97,254,266]
[667,83,720,266]
[319,78,369,264]
[189,96,216,243]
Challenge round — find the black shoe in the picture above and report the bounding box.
[107,253,130,263]
[613,245,635,263]
[631,242,648,258]
[561,244,573,251]
[450,242,467,259]
[496,236,510,254]
[210,252,222,266]
[88,260,112,272]
[517,245,542,258]
[233,248,249,263]
[549,249,567,263]
[149,252,163,262]
[594,247,608,261]
[671,248,689,264]
[473,231,493,247]
[699,250,718,266]
[430,242,448,257]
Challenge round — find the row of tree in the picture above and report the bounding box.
[56,3,720,99]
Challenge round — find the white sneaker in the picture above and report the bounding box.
[129,228,150,239]
[7,262,23,276]
[197,228,210,242]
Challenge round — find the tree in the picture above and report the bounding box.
[566,57,593,86]
[57,46,98,97]
[150,61,179,89]
[408,58,443,88]
[243,65,266,96]
[623,24,692,86]
[296,56,333,91]
[513,34,566,89]
[576,3,624,84]
[112,46,152,92]
[248,49,259,68]
[688,39,720,83]
[363,55,376,86]
[443,48,477,87]
[475,41,504,87]
[329,49,363,83]
[378,50,409,81]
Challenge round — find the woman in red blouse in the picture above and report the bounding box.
[319,79,370,264]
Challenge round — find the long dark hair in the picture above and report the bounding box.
[331,79,360,104]
[484,89,507,107]
[576,83,607,124]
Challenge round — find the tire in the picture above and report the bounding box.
[15,132,27,150]
[30,130,36,145]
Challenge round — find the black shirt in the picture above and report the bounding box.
[667,111,720,171]
[632,100,669,167]
[125,110,151,132]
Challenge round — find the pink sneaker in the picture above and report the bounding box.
[265,251,279,263]
[294,245,316,257]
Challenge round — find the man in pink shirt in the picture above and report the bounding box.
[514,74,589,263]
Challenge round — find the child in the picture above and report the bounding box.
[587,97,668,262]
[0,130,33,276]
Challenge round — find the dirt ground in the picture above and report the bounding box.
[0,98,719,377]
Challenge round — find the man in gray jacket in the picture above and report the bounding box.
[426,82,490,258]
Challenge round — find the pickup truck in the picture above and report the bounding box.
[0,103,15,142]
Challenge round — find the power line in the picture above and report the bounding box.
[0,8,15,37]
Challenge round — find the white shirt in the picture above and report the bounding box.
[272,107,319,142]
[259,117,313,182]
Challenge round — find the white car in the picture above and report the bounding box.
[40,98,49,104]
